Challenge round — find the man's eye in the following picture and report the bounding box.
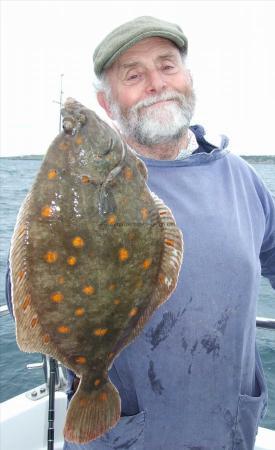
[163,64,175,71]
[124,72,143,85]
[127,74,138,80]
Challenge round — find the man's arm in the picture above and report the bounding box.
[259,187,275,290]
[5,260,14,317]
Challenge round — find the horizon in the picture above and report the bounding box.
[1,153,275,159]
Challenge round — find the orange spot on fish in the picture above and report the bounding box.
[22,294,31,310]
[58,141,69,151]
[47,169,58,180]
[81,175,90,184]
[72,236,85,248]
[41,205,54,218]
[57,325,70,334]
[75,136,83,145]
[99,392,108,401]
[108,352,115,360]
[165,239,175,247]
[141,207,149,220]
[113,299,121,305]
[142,258,152,269]
[107,214,116,225]
[129,307,138,318]
[75,356,86,364]
[67,256,77,266]
[18,271,26,281]
[118,247,129,262]
[44,251,58,264]
[31,317,38,328]
[43,334,50,344]
[57,276,65,285]
[158,273,165,284]
[82,285,95,295]
[75,307,85,317]
[123,167,133,181]
[94,328,108,336]
[51,291,64,303]
[94,379,101,387]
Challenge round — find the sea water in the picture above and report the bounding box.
[0,157,274,430]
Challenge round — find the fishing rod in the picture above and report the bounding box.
[48,73,64,450]
[47,357,57,450]
[53,73,64,133]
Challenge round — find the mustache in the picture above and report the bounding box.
[132,91,187,112]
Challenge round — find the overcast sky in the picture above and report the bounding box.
[1,0,275,156]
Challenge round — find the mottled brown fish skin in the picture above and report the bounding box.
[10,98,183,443]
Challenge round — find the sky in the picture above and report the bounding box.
[1,0,275,156]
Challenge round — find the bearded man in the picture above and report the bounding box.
[61,16,275,450]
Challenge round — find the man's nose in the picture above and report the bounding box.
[145,70,167,94]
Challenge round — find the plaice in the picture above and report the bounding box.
[10,98,183,443]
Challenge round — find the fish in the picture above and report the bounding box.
[10,98,183,443]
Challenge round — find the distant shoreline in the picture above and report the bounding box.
[0,155,44,160]
[0,154,275,164]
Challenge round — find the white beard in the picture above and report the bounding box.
[109,89,196,147]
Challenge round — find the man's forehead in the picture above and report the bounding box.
[113,37,180,68]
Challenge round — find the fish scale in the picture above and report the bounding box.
[10,98,183,443]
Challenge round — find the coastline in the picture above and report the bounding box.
[1,155,275,164]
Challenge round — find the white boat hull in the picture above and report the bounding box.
[0,388,67,450]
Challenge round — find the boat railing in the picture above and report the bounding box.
[0,304,67,399]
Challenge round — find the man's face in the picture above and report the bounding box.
[99,37,195,147]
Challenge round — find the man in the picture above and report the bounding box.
[61,16,275,450]
[6,16,275,450]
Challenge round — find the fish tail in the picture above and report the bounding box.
[63,378,121,444]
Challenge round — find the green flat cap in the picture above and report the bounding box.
[93,16,188,77]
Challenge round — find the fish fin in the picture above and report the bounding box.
[150,191,183,302]
[9,193,68,363]
[64,377,121,444]
[134,192,184,340]
[109,192,183,358]
[10,193,44,351]
[131,192,183,337]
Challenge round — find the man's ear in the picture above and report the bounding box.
[186,68,193,86]
[97,91,114,119]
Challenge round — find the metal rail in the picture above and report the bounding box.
[256,317,275,330]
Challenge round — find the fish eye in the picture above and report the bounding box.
[101,139,114,156]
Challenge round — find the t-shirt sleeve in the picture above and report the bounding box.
[5,259,14,318]
[259,182,275,290]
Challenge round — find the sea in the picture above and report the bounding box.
[0,157,274,431]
